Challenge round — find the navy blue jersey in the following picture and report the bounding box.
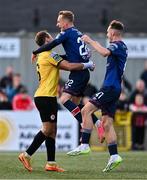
[33,27,91,63]
[102,41,128,90]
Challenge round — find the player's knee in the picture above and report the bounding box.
[60,96,65,104]
[81,106,90,117]
[41,127,55,137]
[60,96,69,104]
[60,93,72,104]
[72,96,80,104]
[48,131,56,139]
[41,128,49,137]
[102,116,112,132]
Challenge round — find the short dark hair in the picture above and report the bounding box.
[58,10,74,22]
[14,73,21,77]
[109,20,124,31]
[35,31,50,46]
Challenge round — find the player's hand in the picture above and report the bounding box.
[82,60,95,71]
[31,54,37,63]
[81,35,92,44]
[89,61,95,71]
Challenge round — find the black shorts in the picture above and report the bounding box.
[63,70,90,97]
[34,97,57,122]
[89,87,121,118]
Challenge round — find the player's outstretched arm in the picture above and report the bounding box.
[31,40,60,63]
[33,39,60,55]
[82,35,110,57]
[58,60,95,71]
[33,32,67,55]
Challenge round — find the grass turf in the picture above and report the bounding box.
[0,151,147,179]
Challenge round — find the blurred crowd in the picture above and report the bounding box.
[117,61,147,151]
[1,61,147,150]
[0,66,34,111]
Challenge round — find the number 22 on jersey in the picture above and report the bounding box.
[77,37,89,56]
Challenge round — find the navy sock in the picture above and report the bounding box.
[63,100,82,124]
[108,143,118,156]
[26,131,47,156]
[81,128,92,144]
[45,137,55,161]
[78,104,84,110]
[92,114,98,124]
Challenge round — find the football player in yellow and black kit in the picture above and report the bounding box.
[18,31,94,172]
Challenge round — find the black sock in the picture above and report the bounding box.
[63,100,82,124]
[92,114,98,124]
[45,137,55,161]
[81,128,92,144]
[26,131,47,156]
[108,143,118,156]
[78,104,84,110]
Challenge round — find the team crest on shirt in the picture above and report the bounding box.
[50,52,62,62]
[50,114,55,121]
[109,43,118,51]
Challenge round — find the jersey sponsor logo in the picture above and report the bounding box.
[50,52,62,62]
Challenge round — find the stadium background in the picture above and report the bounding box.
[0,0,147,152]
[0,0,147,95]
[1,1,147,179]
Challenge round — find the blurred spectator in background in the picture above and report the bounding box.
[130,93,147,150]
[0,89,12,110]
[0,66,14,89]
[130,93,147,112]
[82,83,98,105]
[116,91,129,111]
[129,79,147,105]
[140,60,147,88]
[12,88,34,111]
[6,73,27,102]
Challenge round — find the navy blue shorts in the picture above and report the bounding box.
[63,69,90,97]
[89,87,121,118]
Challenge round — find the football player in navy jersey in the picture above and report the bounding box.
[32,10,103,142]
[67,20,128,172]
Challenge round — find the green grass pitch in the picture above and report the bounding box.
[0,151,147,179]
